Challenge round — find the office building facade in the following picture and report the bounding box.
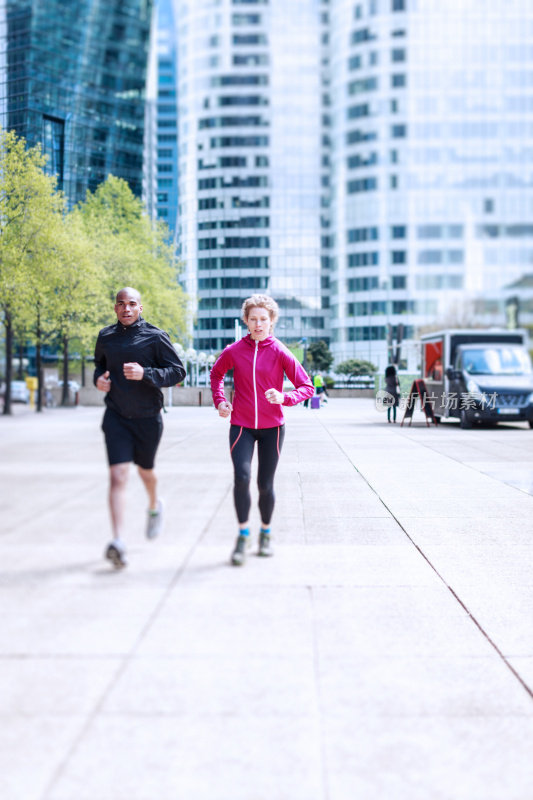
[153,0,179,236]
[0,0,153,207]
[174,0,328,351]
[163,0,533,366]
[329,0,533,369]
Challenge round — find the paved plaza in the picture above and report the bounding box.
[1,398,533,800]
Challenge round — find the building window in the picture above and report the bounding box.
[348,77,379,95]
[233,34,267,45]
[347,129,378,144]
[218,95,267,106]
[391,48,406,62]
[232,14,261,24]
[199,198,218,210]
[418,250,443,264]
[42,115,65,188]
[392,275,407,289]
[391,225,407,239]
[391,74,406,88]
[391,250,406,264]
[347,277,380,291]
[347,226,379,242]
[233,54,269,66]
[347,177,378,193]
[417,225,442,238]
[210,135,269,147]
[392,300,412,313]
[348,252,379,267]
[211,75,268,87]
[347,152,378,169]
[391,124,407,138]
[348,103,370,121]
[351,28,377,45]
[392,0,406,9]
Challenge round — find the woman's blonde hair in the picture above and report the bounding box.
[241,294,279,327]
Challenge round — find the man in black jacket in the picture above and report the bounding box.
[94,287,186,568]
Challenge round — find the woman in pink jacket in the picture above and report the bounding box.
[210,294,314,566]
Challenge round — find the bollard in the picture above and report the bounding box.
[198,390,202,406]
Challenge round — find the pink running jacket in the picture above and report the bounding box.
[210,334,314,429]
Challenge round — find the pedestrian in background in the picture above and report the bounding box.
[210,294,314,566]
[313,372,328,404]
[94,287,186,568]
[384,364,401,423]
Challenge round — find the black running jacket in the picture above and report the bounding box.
[93,317,186,418]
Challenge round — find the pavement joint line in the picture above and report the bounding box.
[1,482,102,538]
[394,423,533,498]
[296,470,308,545]
[314,413,533,705]
[309,585,331,800]
[39,478,234,800]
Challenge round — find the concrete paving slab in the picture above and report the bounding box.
[312,586,496,658]
[102,653,317,717]
[324,717,533,800]
[46,716,324,800]
[318,654,533,716]
[0,717,87,800]
[1,399,533,800]
[400,516,533,546]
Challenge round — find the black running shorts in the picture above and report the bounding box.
[102,407,163,469]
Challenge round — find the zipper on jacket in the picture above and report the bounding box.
[253,339,259,428]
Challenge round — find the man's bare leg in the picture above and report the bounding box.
[137,466,157,510]
[138,466,163,539]
[109,463,130,540]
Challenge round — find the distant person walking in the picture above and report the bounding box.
[384,364,401,423]
[210,294,314,566]
[313,372,328,404]
[94,287,186,568]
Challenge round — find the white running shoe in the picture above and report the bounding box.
[105,540,127,569]
[146,498,164,540]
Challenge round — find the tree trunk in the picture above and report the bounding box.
[61,336,69,406]
[3,311,13,415]
[36,338,43,412]
[17,342,24,379]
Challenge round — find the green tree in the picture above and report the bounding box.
[0,130,64,413]
[48,208,107,405]
[307,340,334,372]
[79,176,187,339]
[336,358,378,379]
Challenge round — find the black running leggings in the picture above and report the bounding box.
[229,424,285,524]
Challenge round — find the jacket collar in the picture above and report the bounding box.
[243,333,275,348]
[116,316,144,333]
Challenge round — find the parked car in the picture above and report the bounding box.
[10,380,30,403]
[420,328,533,428]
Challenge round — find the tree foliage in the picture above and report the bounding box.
[307,340,334,372]
[336,358,378,378]
[0,130,65,412]
[78,176,187,340]
[0,131,187,413]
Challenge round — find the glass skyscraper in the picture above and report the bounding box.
[329,0,533,369]
[160,0,533,365]
[0,0,153,206]
[174,0,328,351]
[154,0,179,236]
